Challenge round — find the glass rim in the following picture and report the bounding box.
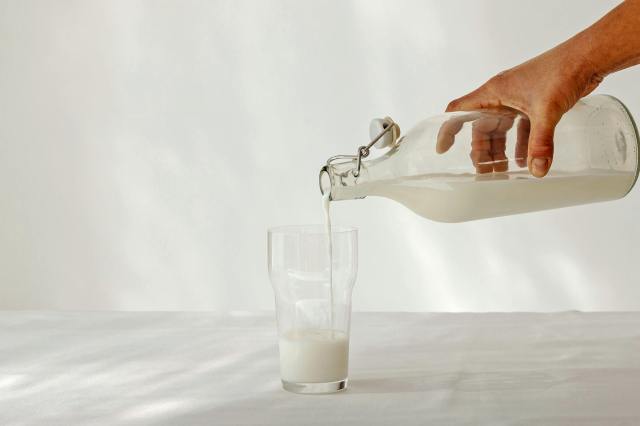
[268,224,357,235]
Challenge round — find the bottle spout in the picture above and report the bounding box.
[319,161,365,201]
[319,116,400,201]
[319,166,333,199]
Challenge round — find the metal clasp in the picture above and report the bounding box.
[324,117,400,178]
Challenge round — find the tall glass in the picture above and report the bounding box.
[268,225,358,394]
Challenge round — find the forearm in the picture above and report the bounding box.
[567,0,640,77]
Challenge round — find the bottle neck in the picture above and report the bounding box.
[320,162,369,201]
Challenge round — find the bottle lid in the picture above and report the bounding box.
[370,117,400,149]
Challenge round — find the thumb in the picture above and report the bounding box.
[526,117,558,178]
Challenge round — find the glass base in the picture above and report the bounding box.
[281,379,348,394]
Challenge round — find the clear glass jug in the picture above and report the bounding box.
[319,95,639,222]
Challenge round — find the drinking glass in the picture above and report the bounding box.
[268,225,358,394]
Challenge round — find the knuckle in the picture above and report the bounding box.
[471,140,491,151]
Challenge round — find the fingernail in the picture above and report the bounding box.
[531,158,548,177]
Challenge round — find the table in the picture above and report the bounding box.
[1,311,639,425]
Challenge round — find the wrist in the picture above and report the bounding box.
[559,33,607,88]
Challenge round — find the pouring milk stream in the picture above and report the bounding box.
[276,193,346,385]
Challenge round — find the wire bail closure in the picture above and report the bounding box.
[324,117,400,178]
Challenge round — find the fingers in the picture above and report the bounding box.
[436,118,464,154]
[438,109,519,175]
[446,77,559,178]
[490,116,514,172]
[490,132,508,173]
[515,118,530,168]
[436,112,483,154]
[495,115,515,133]
[527,118,557,178]
[470,120,494,174]
[469,115,514,174]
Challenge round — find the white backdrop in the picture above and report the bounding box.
[1,0,639,311]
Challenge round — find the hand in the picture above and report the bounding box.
[437,111,516,175]
[443,43,603,177]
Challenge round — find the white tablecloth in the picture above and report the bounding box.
[1,311,640,425]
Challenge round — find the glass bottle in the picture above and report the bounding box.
[319,95,639,222]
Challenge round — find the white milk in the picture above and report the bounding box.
[279,329,349,383]
[322,191,333,330]
[332,170,635,222]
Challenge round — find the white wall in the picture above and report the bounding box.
[1,0,638,311]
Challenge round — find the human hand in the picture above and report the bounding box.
[441,43,603,177]
[437,111,516,174]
